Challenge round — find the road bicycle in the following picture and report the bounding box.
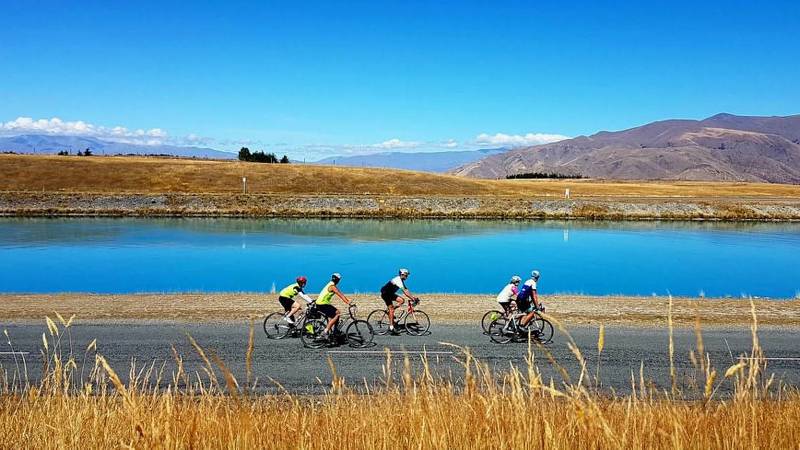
[300,304,374,349]
[263,306,310,339]
[367,298,430,336]
[481,303,547,335]
[487,309,553,344]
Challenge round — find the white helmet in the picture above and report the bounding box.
[510,275,521,284]
[331,272,342,281]
[399,268,410,276]
[531,270,540,279]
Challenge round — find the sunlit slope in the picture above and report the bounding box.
[2,154,800,198]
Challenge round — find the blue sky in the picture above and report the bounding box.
[1,0,799,158]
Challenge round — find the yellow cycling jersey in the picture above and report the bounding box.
[316,281,336,305]
[279,283,301,299]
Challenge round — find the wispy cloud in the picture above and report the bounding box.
[475,132,569,147]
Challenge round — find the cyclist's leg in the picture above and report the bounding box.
[391,295,405,332]
[287,300,302,321]
[321,305,340,335]
[381,292,398,331]
[518,302,534,327]
[278,296,294,322]
[498,301,511,317]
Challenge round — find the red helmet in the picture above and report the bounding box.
[296,276,307,285]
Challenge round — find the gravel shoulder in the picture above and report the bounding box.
[3,293,799,328]
[3,192,800,220]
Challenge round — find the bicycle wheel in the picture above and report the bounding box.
[535,318,554,344]
[404,310,430,336]
[345,320,374,348]
[488,317,512,344]
[367,309,391,335]
[481,310,503,334]
[299,317,329,349]
[263,312,293,339]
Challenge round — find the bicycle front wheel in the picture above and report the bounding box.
[263,312,293,339]
[300,317,329,349]
[536,318,554,344]
[345,320,374,348]
[481,310,503,334]
[404,310,430,336]
[367,309,391,335]
[488,317,512,344]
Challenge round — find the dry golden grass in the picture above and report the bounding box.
[3,293,799,327]
[1,299,799,448]
[3,154,800,198]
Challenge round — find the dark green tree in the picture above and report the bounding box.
[238,147,252,161]
[280,155,290,164]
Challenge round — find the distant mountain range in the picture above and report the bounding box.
[0,134,237,159]
[314,148,507,172]
[453,113,800,183]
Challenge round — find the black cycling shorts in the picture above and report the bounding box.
[278,296,294,312]
[317,304,338,319]
[381,292,400,307]
[498,301,512,313]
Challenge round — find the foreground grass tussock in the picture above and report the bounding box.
[1,299,798,449]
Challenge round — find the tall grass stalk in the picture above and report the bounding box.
[1,309,798,448]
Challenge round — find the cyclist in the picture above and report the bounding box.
[496,275,521,314]
[517,270,543,330]
[380,268,417,335]
[316,272,353,339]
[278,276,314,325]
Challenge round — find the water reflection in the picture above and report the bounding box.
[0,218,798,297]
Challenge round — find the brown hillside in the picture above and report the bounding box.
[2,154,800,198]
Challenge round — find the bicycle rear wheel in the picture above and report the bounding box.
[481,310,503,334]
[488,317,512,344]
[300,317,329,349]
[345,320,374,348]
[405,310,430,336]
[367,309,391,335]
[263,312,293,339]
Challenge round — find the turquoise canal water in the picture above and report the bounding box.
[0,218,798,297]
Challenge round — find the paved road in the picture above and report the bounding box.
[3,321,799,394]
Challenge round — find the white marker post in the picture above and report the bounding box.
[565,188,570,199]
[242,177,247,194]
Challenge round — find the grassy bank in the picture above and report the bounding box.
[2,155,800,219]
[1,300,798,448]
[3,293,799,327]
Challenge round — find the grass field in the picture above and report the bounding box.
[2,300,799,448]
[3,154,800,198]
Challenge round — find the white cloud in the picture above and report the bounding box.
[372,138,421,150]
[441,139,459,148]
[0,116,171,146]
[475,132,569,147]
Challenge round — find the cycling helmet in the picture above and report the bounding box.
[331,272,342,281]
[531,270,540,279]
[511,275,521,284]
[399,268,410,276]
[296,276,307,285]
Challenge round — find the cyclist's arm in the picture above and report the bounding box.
[331,284,351,305]
[298,292,314,304]
[531,290,540,309]
[402,288,416,300]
